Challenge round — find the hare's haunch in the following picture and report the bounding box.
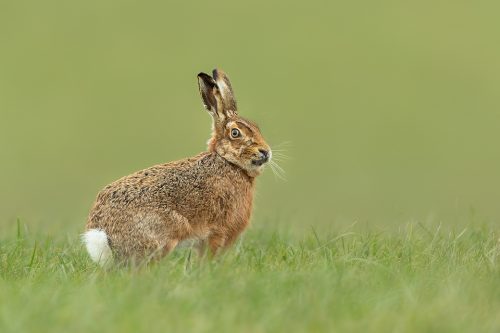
[83,69,271,265]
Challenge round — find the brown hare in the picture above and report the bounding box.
[83,69,271,265]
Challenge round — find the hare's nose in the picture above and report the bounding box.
[258,149,269,161]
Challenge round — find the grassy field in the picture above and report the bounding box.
[1,221,500,333]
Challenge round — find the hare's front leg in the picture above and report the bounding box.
[208,226,247,255]
[208,233,226,256]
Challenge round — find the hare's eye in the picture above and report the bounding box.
[230,128,241,138]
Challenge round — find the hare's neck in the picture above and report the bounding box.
[207,136,217,152]
[206,125,220,153]
[209,152,255,185]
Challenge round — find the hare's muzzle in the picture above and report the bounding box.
[252,149,270,166]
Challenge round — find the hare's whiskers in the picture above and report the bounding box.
[270,160,286,175]
[269,160,287,181]
[272,141,292,149]
[269,163,283,181]
[271,153,290,161]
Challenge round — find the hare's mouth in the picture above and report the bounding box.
[252,159,265,166]
[251,149,270,167]
[251,157,269,167]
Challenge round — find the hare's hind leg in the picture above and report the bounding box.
[194,239,208,258]
[161,239,179,257]
[140,238,179,264]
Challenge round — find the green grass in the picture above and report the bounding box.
[2,222,500,333]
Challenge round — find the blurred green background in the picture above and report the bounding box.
[1,0,499,233]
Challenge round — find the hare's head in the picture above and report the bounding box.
[198,69,271,177]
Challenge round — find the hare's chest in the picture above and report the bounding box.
[227,188,254,225]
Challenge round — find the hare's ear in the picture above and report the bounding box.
[213,69,237,116]
[197,72,224,119]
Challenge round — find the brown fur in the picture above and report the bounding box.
[86,69,271,261]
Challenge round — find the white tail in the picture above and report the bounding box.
[82,229,113,266]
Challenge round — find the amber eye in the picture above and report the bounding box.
[230,128,241,138]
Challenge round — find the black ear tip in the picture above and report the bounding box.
[212,68,225,79]
[198,72,216,85]
[198,72,218,89]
